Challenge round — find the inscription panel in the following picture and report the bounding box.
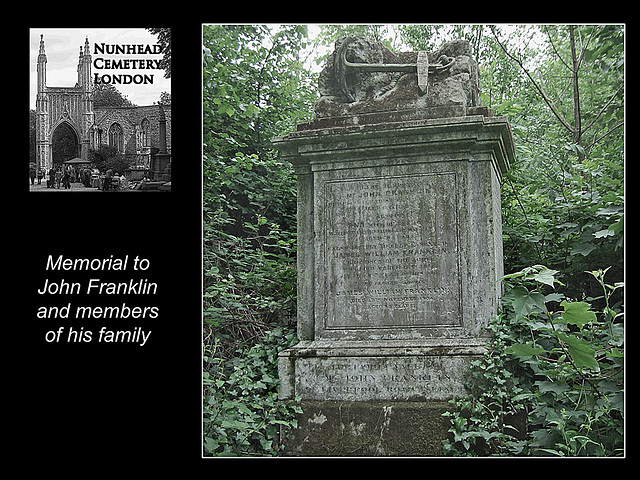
[323,173,461,330]
[295,356,471,401]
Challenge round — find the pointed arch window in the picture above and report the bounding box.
[141,118,150,148]
[109,123,124,152]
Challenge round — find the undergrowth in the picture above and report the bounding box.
[443,265,624,456]
[203,325,301,456]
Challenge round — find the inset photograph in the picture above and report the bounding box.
[29,28,171,192]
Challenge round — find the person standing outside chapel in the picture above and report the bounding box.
[103,168,113,191]
[55,167,62,189]
[63,167,71,189]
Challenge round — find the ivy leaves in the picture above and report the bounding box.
[203,327,301,456]
[502,266,623,455]
[203,26,312,456]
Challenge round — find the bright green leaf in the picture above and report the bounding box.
[560,300,597,327]
[596,205,622,216]
[506,343,546,356]
[593,229,615,238]
[609,215,624,234]
[532,268,558,288]
[606,347,624,358]
[558,333,599,371]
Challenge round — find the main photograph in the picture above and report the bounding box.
[202,24,624,457]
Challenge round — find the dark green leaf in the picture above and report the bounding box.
[535,380,569,394]
[571,242,596,257]
[510,286,547,319]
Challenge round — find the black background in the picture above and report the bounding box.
[10,19,203,465]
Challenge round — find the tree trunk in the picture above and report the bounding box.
[569,25,584,162]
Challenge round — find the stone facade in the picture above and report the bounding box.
[275,114,513,403]
[93,104,172,169]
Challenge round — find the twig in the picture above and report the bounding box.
[585,121,624,150]
[544,26,571,72]
[582,84,623,135]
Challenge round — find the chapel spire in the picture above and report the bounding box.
[38,34,46,56]
[37,34,47,92]
[77,36,92,89]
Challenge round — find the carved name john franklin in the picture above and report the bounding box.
[323,173,462,330]
[295,356,469,401]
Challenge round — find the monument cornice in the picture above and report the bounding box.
[274,113,514,179]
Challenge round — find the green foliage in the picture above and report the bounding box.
[203,24,315,161]
[202,25,316,455]
[203,327,301,456]
[203,24,314,344]
[443,266,624,456]
[492,25,624,300]
[501,149,623,300]
[203,197,297,349]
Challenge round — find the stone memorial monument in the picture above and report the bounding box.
[273,36,515,455]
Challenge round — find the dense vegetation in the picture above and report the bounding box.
[202,25,624,456]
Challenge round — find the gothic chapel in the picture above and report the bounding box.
[35,35,171,177]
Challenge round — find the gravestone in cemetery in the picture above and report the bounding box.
[273,36,515,456]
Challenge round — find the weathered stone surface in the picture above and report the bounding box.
[315,37,479,121]
[282,400,451,456]
[323,171,461,331]
[274,114,513,403]
[281,350,480,402]
[273,37,515,455]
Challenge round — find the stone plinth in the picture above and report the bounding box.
[282,401,451,456]
[274,113,514,404]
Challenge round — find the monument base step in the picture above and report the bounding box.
[281,400,451,456]
[278,341,488,402]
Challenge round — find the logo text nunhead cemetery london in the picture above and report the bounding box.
[93,42,164,85]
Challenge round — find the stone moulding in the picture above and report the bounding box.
[274,114,513,182]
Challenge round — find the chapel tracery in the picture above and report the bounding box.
[108,123,124,152]
[141,118,150,147]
